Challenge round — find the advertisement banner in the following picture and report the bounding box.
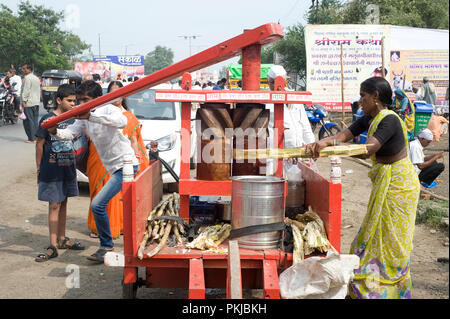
[305,25,391,111]
[389,50,449,105]
[74,62,111,79]
[75,55,145,80]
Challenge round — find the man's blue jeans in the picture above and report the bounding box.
[90,166,137,249]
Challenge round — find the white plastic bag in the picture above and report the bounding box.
[19,111,26,121]
[279,251,360,299]
[286,163,303,183]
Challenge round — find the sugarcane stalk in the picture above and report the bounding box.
[234,145,370,160]
[166,197,183,245]
[147,221,173,258]
[137,229,151,260]
[159,220,167,237]
[151,220,160,239]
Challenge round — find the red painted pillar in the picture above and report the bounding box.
[241,42,261,91]
[180,73,192,223]
[274,76,285,178]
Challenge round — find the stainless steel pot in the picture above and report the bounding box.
[231,175,285,250]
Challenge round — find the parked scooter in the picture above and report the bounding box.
[305,104,341,140]
[0,88,17,125]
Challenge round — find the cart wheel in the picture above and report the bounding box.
[122,282,138,299]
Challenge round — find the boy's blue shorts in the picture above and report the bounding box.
[38,178,79,203]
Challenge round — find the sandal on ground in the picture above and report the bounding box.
[57,237,85,250]
[89,232,99,238]
[87,248,112,264]
[35,245,58,262]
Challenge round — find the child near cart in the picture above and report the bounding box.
[35,84,85,262]
[44,80,139,264]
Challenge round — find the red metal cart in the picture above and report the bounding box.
[120,24,341,298]
[42,23,341,299]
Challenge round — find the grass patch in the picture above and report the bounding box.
[416,199,449,235]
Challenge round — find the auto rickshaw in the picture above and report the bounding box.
[41,70,82,112]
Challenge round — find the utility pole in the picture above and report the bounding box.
[125,44,135,56]
[178,35,201,56]
[98,33,102,59]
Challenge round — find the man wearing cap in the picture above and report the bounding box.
[266,65,315,175]
[409,128,445,188]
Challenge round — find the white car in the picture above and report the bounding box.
[76,83,197,186]
[126,83,196,186]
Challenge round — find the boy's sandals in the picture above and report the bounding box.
[57,237,85,250]
[35,245,58,262]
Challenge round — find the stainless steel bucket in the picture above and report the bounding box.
[231,176,285,250]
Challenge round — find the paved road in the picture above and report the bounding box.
[0,106,47,190]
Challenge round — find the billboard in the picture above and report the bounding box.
[389,50,449,105]
[305,24,391,111]
[305,24,449,111]
[74,55,145,80]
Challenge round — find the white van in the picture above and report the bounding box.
[127,83,196,186]
[77,83,196,187]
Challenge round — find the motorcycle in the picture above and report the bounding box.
[0,88,17,125]
[305,104,341,140]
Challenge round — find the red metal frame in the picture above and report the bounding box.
[110,23,341,299]
[41,23,283,130]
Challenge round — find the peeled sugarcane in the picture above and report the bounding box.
[234,144,370,160]
[285,218,305,264]
[285,207,335,263]
[186,224,231,250]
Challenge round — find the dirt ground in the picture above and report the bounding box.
[0,131,448,299]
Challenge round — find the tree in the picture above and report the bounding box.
[144,46,174,75]
[272,24,307,89]
[0,1,89,74]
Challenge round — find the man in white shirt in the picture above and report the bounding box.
[21,63,41,143]
[5,68,22,115]
[266,65,315,175]
[46,81,139,263]
[409,128,445,188]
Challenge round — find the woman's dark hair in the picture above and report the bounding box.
[76,80,103,99]
[360,77,393,107]
[107,81,128,110]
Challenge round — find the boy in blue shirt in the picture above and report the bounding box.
[35,84,85,262]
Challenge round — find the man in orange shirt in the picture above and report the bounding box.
[427,109,449,142]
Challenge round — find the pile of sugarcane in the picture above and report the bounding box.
[138,193,185,260]
[285,207,336,264]
[186,224,231,250]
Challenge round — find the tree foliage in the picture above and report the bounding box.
[144,45,174,75]
[0,1,89,74]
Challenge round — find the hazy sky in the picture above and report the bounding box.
[2,0,310,71]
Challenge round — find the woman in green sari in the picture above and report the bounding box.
[305,77,420,299]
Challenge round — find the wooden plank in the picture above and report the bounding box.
[227,240,242,299]
[189,259,206,299]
